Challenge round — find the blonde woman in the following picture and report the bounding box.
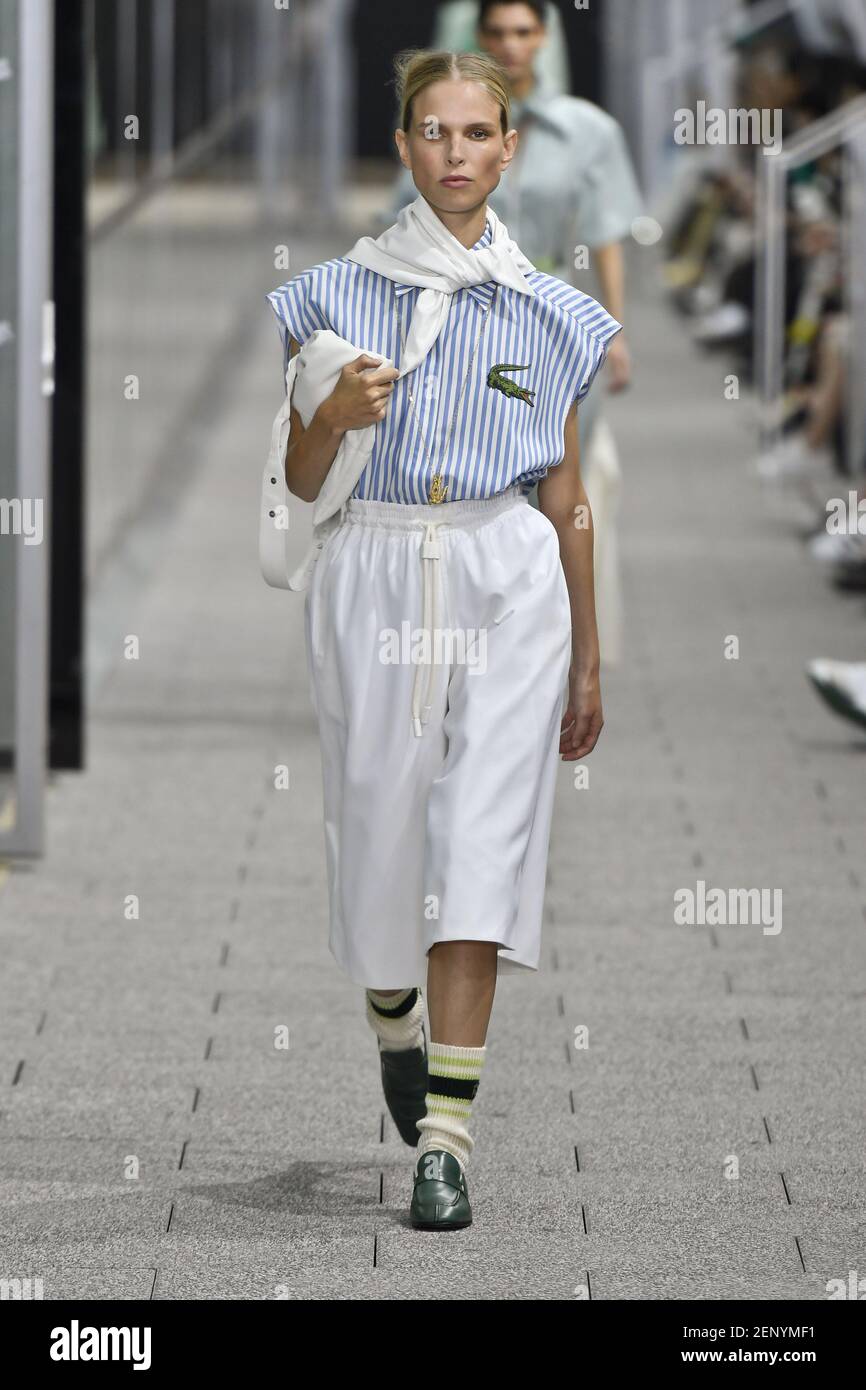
[266,48,621,1230]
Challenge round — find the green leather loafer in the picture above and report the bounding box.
[409,1148,472,1230]
[379,1023,428,1147]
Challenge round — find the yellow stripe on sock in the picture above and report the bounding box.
[424,1099,472,1118]
[429,1057,485,1076]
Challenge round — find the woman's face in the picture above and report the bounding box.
[394,78,517,216]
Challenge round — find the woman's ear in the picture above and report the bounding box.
[500,127,519,172]
[394,127,411,170]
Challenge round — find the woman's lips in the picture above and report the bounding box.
[441,177,470,185]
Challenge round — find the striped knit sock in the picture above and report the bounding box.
[365,986,425,1052]
[416,1041,486,1172]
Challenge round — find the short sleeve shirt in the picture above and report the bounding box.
[265,219,622,504]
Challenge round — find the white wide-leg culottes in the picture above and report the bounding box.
[303,480,573,988]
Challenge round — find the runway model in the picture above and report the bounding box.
[382,3,643,664]
[266,47,621,1230]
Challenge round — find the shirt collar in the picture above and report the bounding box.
[511,80,572,139]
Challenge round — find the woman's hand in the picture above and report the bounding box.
[537,402,605,762]
[604,335,631,392]
[560,662,604,760]
[323,354,399,432]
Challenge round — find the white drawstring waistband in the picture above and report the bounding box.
[342,482,526,738]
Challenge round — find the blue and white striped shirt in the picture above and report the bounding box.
[265,219,622,503]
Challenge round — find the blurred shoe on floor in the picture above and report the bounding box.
[692,301,750,345]
[808,530,866,567]
[805,658,866,730]
[756,432,838,526]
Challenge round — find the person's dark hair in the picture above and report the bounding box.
[478,0,547,28]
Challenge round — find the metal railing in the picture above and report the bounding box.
[0,0,54,856]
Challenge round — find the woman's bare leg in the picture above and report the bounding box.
[425,940,498,1045]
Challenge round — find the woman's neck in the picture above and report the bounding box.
[510,71,536,101]
[429,202,488,249]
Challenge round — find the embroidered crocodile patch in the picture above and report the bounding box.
[487,362,536,406]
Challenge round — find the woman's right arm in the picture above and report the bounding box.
[283,334,398,503]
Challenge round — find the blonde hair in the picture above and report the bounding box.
[394,48,511,137]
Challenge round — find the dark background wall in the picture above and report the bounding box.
[92,0,604,163]
[351,0,604,159]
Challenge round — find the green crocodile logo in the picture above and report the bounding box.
[487,361,536,407]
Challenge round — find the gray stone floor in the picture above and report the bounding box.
[1,232,864,1301]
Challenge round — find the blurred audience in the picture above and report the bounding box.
[661,31,866,729]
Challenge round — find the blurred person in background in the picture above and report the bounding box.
[433,0,570,96]
[381,0,643,664]
[266,47,621,1232]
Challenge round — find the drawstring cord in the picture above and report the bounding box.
[411,520,443,737]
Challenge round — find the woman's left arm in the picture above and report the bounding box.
[591,243,631,392]
[537,399,604,761]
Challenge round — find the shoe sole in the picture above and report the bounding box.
[410,1215,472,1231]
